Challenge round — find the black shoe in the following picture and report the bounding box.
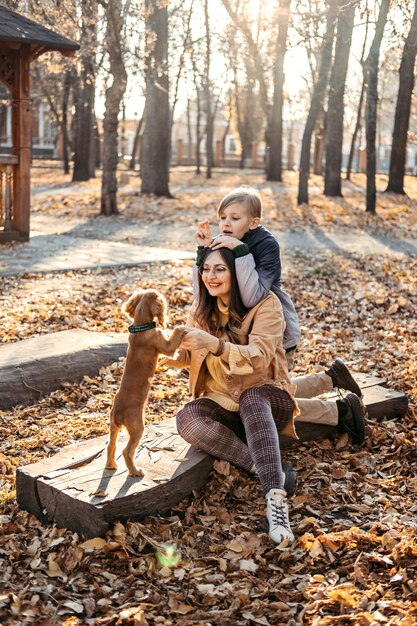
[338,393,367,444]
[326,358,362,397]
[282,461,297,496]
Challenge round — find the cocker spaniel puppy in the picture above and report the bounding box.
[105,289,187,477]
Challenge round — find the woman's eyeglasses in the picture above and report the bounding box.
[200,265,228,277]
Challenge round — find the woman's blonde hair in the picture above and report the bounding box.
[217,186,263,219]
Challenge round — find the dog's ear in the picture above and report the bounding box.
[122,290,144,319]
[152,292,167,328]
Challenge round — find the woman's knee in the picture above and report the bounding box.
[240,386,265,410]
[176,400,208,443]
[176,405,193,438]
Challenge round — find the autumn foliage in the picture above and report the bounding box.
[0,167,416,625]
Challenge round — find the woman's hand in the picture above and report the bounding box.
[210,235,242,250]
[195,220,213,247]
[180,328,219,353]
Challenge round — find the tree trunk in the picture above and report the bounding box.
[386,0,417,194]
[266,0,291,182]
[61,69,72,175]
[100,0,127,216]
[297,0,338,205]
[204,0,213,179]
[187,99,193,160]
[192,54,203,175]
[141,0,171,196]
[324,0,355,196]
[346,79,365,180]
[72,0,97,182]
[365,0,390,213]
[129,117,143,171]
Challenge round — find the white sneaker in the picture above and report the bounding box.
[265,488,294,545]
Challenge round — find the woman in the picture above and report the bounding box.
[168,246,298,545]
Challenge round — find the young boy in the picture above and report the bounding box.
[195,186,300,368]
[193,185,365,442]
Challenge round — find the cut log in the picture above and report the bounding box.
[15,373,408,538]
[0,330,127,409]
[16,417,214,538]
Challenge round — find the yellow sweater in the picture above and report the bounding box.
[204,299,252,411]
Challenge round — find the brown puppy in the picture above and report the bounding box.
[105,289,187,477]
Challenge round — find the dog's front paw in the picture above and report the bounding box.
[105,460,118,471]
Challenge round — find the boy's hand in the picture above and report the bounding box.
[210,235,242,250]
[195,220,213,247]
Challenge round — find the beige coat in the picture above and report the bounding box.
[170,293,298,439]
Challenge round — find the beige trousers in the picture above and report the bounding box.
[292,372,338,426]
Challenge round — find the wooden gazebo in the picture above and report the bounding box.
[0,6,79,242]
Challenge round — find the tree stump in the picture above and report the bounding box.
[0,330,127,409]
[16,418,213,539]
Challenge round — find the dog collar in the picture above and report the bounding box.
[128,322,157,333]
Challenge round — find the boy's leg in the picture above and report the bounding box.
[293,360,362,398]
[292,371,332,399]
[295,397,338,425]
[295,395,367,444]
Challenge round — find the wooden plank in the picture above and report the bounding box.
[15,376,408,538]
[16,417,214,538]
[0,329,127,409]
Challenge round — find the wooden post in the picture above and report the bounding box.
[287,143,296,170]
[11,45,31,240]
[215,140,222,166]
[176,138,183,165]
[252,142,258,167]
[359,147,367,173]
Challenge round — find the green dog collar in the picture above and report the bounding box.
[128,322,157,333]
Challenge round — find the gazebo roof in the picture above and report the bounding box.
[0,6,79,56]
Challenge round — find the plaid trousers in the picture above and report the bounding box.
[176,384,294,495]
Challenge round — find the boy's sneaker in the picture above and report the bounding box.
[338,393,367,444]
[265,488,294,545]
[325,358,362,397]
[282,461,298,496]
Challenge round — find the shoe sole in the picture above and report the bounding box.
[282,461,298,497]
[333,358,362,397]
[347,393,367,444]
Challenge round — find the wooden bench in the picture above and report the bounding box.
[16,372,408,539]
[0,330,127,410]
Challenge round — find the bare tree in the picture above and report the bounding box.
[129,117,143,171]
[297,0,338,205]
[386,0,417,194]
[324,0,356,196]
[141,0,171,196]
[204,0,214,178]
[364,0,390,213]
[72,0,98,182]
[266,0,291,181]
[221,0,283,176]
[100,0,128,215]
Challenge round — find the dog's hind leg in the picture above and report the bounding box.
[123,421,145,477]
[105,421,121,470]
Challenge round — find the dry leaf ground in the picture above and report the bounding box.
[0,166,416,625]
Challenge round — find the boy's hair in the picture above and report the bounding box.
[196,247,248,343]
[217,186,263,219]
